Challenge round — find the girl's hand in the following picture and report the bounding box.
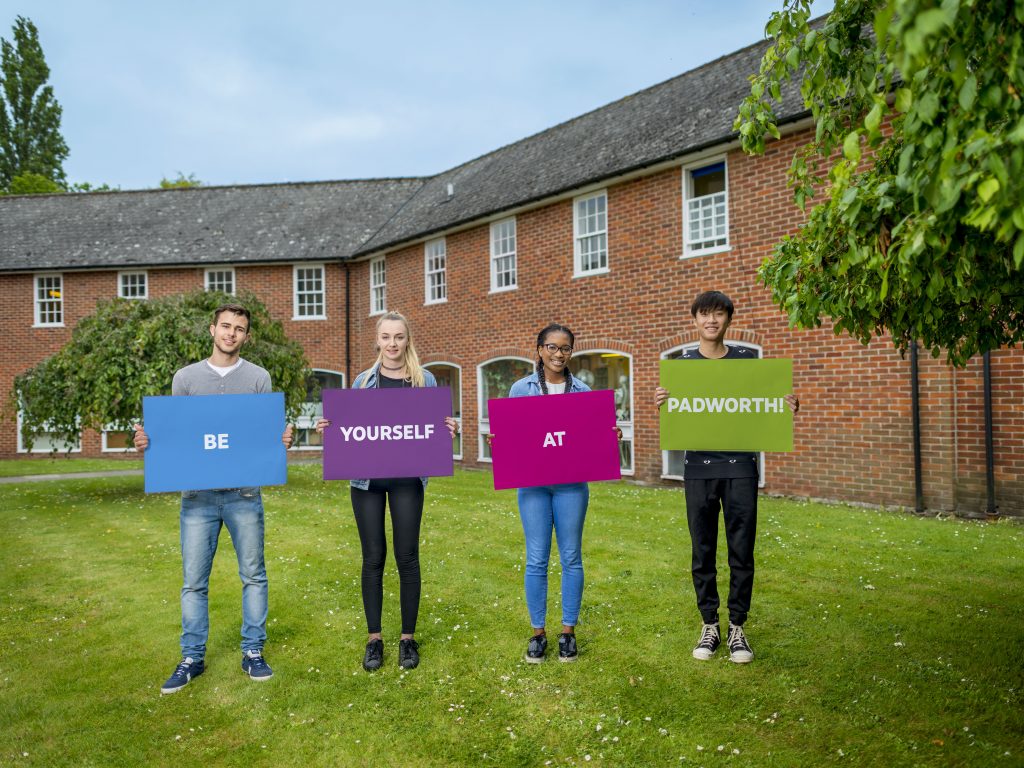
[444,416,460,439]
[784,394,800,414]
[315,418,330,434]
[282,424,294,449]
[485,433,493,447]
[614,427,623,441]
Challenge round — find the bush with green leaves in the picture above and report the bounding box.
[735,0,1024,366]
[13,290,312,451]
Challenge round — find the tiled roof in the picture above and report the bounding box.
[0,29,807,271]
[0,178,425,271]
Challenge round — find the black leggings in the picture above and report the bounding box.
[350,478,424,634]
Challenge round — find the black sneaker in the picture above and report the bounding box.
[727,623,754,663]
[692,623,721,660]
[161,657,205,695]
[558,632,578,662]
[398,638,420,669]
[363,638,384,671]
[241,649,273,681]
[524,633,547,663]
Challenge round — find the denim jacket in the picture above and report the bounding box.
[508,370,591,398]
[349,364,438,491]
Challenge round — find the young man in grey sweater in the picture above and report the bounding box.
[134,304,293,694]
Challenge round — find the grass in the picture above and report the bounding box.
[0,466,1021,767]
[0,457,143,477]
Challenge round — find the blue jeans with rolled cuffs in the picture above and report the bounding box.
[517,483,589,628]
[179,488,267,660]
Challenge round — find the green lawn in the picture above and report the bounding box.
[0,466,1021,767]
[0,457,143,477]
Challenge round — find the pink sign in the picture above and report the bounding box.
[487,389,621,490]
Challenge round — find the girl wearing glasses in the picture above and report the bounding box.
[503,323,592,663]
[316,311,458,672]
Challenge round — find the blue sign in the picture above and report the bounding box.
[143,393,287,493]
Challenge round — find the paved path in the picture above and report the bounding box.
[0,469,144,484]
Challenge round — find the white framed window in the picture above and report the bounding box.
[424,239,447,305]
[683,159,729,256]
[489,218,517,292]
[292,369,345,450]
[16,411,80,454]
[205,267,236,295]
[569,350,633,474]
[34,273,63,327]
[369,256,386,315]
[424,362,462,459]
[477,356,533,461]
[660,341,765,487]
[293,264,326,319]
[118,271,148,299]
[573,191,608,276]
[102,422,138,453]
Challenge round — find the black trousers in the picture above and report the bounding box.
[350,478,424,635]
[684,476,758,626]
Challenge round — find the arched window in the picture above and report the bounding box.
[660,341,765,486]
[292,368,345,450]
[477,356,533,461]
[424,362,462,459]
[568,350,634,474]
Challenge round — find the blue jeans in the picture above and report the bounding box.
[517,483,589,628]
[179,488,267,660]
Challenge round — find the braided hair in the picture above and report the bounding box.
[535,323,575,395]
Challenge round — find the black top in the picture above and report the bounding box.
[680,345,759,480]
[376,373,411,388]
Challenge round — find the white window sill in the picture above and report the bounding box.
[33,323,65,329]
[573,267,610,279]
[488,285,517,295]
[680,245,732,259]
[292,315,327,321]
[289,445,324,452]
[424,298,448,306]
[101,447,138,453]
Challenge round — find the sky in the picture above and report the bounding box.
[7,1,833,191]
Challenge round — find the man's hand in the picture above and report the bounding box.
[654,386,670,408]
[132,423,149,451]
[314,418,329,434]
[282,424,294,449]
[784,394,800,414]
[444,417,459,439]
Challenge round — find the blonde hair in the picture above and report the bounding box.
[364,311,426,388]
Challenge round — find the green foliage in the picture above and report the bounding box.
[159,172,202,189]
[0,16,68,191]
[5,170,62,194]
[12,290,312,451]
[735,0,1024,366]
[67,180,118,193]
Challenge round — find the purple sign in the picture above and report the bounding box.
[322,387,454,480]
[488,389,621,490]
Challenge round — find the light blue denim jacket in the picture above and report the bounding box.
[349,364,438,491]
[508,370,591,398]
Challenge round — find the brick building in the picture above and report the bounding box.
[1,34,1021,516]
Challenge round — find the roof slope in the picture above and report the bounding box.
[354,35,806,255]
[0,178,425,271]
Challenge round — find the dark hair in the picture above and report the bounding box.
[535,323,575,395]
[690,291,734,319]
[212,303,252,330]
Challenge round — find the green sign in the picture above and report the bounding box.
[659,358,793,451]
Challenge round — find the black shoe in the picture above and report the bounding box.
[524,633,547,663]
[727,623,754,663]
[160,657,205,695]
[362,638,384,671]
[398,638,420,669]
[692,622,721,660]
[558,632,578,662]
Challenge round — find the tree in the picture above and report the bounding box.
[7,171,62,194]
[0,16,68,191]
[13,290,312,451]
[159,172,202,189]
[735,0,1024,366]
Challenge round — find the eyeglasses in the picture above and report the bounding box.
[542,343,573,355]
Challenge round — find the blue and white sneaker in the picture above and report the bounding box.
[241,649,273,680]
[161,657,205,695]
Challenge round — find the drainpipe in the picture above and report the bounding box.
[344,261,351,387]
[983,350,998,519]
[910,341,925,514]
